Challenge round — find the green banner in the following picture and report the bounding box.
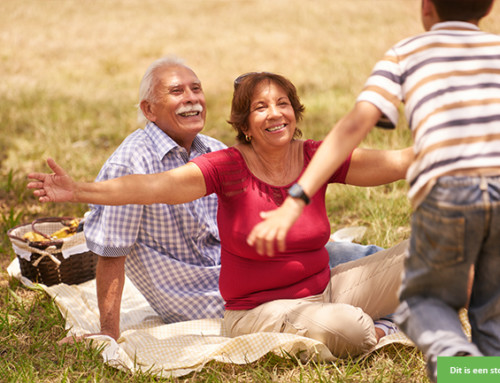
[438,357,500,382]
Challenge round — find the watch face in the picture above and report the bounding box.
[289,184,300,197]
[288,183,310,204]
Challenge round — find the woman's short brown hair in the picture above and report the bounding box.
[228,72,305,144]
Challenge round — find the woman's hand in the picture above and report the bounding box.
[247,197,305,256]
[27,158,77,203]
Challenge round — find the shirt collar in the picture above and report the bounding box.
[431,21,480,32]
[144,121,211,160]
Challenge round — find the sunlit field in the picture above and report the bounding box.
[1,1,499,381]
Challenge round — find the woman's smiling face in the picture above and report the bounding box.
[246,79,297,148]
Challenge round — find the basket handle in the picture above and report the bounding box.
[6,216,75,244]
[31,216,75,239]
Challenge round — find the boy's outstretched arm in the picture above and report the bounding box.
[247,101,382,256]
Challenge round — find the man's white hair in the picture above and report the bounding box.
[137,55,189,123]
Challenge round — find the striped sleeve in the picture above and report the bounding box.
[357,47,404,127]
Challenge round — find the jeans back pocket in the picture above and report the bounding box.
[413,207,465,269]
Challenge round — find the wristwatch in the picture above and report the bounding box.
[288,183,311,205]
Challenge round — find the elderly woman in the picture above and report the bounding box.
[28,72,411,358]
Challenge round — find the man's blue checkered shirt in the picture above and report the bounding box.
[84,122,227,323]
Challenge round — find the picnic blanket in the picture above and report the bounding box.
[7,258,416,378]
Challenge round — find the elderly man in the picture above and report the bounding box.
[81,56,227,341]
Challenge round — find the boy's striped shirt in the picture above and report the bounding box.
[357,21,500,207]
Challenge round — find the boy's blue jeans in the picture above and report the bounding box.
[395,174,500,382]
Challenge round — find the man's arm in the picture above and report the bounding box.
[58,254,125,344]
[96,255,126,340]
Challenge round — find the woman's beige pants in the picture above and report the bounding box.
[224,240,408,358]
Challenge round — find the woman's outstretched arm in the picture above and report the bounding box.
[27,158,207,206]
[345,146,413,186]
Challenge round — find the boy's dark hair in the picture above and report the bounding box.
[431,0,493,21]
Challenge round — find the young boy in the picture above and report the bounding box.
[247,1,500,381]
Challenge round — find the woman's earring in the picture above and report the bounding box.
[245,134,252,142]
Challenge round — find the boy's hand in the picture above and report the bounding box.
[247,197,305,256]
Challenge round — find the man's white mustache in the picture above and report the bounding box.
[176,103,203,114]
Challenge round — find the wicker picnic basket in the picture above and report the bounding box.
[7,216,97,286]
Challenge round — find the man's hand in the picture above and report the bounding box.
[27,158,77,203]
[247,197,305,256]
[57,331,118,346]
